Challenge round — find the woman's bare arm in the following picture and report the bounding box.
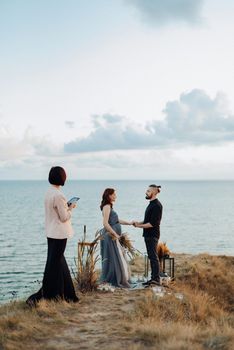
[102,205,119,240]
[118,219,133,225]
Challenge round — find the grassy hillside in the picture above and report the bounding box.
[1,254,234,350]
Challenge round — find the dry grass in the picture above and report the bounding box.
[126,254,234,350]
[132,292,225,323]
[174,253,234,312]
[119,233,141,259]
[0,299,78,350]
[1,253,234,350]
[126,321,234,350]
[75,230,102,292]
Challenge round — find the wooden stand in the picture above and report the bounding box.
[77,225,96,272]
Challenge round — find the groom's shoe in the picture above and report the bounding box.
[142,279,152,286]
[149,280,161,286]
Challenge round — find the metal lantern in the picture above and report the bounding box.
[144,253,175,280]
[162,256,175,279]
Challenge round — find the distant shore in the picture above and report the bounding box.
[1,253,234,350]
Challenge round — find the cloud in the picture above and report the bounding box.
[0,125,31,163]
[0,125,62,167]
[64,113,156,153]
[23,127,63,157]
[1,89,234,180]
[1,115,234,180]
[64,89,234,153]
[65,121,75,129]
[125,0,204,25]
[151,89,234,145]
[0,124,73,179]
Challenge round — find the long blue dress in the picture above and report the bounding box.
[100,208,130,288]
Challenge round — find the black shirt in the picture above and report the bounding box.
[143,198,163,239]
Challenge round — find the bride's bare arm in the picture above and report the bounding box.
[102,205,119,240]
[118,219,133,225]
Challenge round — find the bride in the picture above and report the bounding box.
[100,188,132,288]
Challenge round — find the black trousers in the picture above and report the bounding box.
[27,238,79,304]
[144,237,160,282]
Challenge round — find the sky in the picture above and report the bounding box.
[0,0,234,180]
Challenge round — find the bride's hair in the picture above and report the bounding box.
[100,188,115,210]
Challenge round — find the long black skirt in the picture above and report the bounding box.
[26,238,79,305]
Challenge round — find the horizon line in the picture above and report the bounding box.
[0,179,234,182]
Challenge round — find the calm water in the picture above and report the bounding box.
[0,180,233,303]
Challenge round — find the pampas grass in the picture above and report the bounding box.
[119,233,141,259]
[75,230,103,292]
[157,241,171,273]
[157,241,170,260]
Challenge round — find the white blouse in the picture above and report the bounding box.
[44,186,74,239]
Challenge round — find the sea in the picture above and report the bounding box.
[0,180,234,304]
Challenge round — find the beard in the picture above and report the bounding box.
[145,194,152,200]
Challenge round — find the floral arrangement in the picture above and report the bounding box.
[119,233,141,259]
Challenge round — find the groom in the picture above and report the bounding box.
[133,184,163,286]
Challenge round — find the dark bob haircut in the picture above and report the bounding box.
[48,166,67,186]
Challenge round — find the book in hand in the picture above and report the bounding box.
[67,197,80,206]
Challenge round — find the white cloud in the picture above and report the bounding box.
[64,113,155,153]
[1,88,234,180]
[0,125,31,162]
[64,89,234,153]
[0,125,62,168]
[23,127,63,157]
[1,124,234,180]
[153,89,234,144]
[125,0,204,25]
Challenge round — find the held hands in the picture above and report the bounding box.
[132,221,141,228]
[127,220,138,226]
[109,221,141,239]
